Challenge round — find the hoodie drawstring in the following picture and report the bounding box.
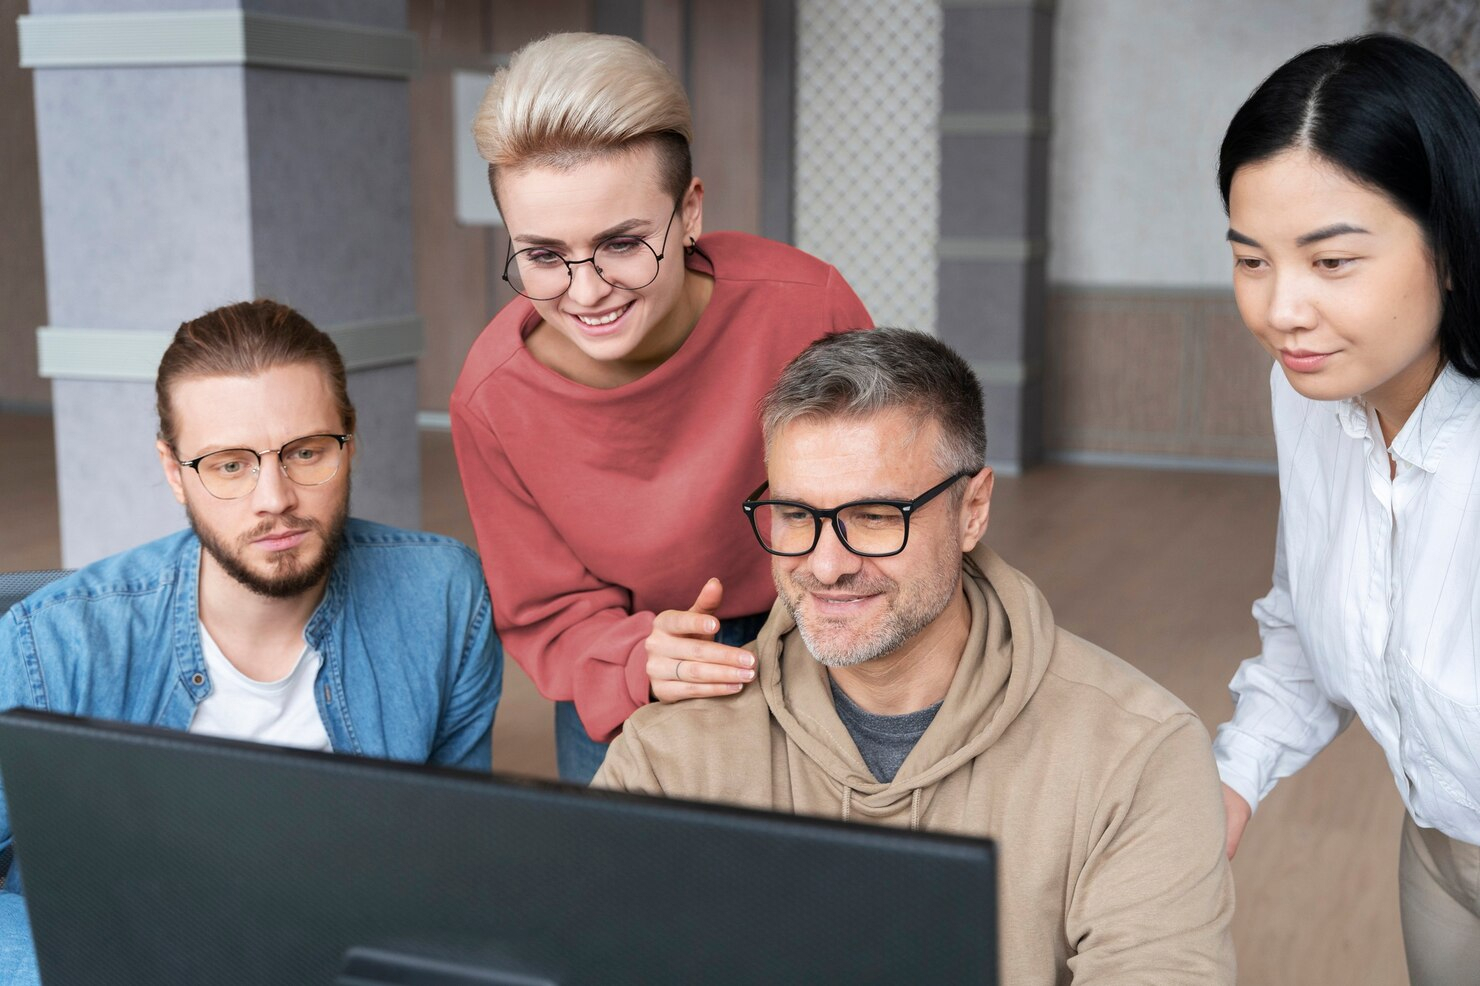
[840,786,923,829]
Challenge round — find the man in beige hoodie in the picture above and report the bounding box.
[594,328,1235,984]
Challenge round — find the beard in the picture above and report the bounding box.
[776,564,961,669]
[188,495,348,600]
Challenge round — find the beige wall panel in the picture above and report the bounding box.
[489,0,591,50]
[1,0,50,408]
[688,0,762,235]
[1046,294,1189,443]
[410,0,592,415]
[1045,288,1276,463]
[411,0,497,414]
[1198,303,1276,440]
[643,0,686,81]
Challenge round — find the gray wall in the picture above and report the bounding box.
[24,0,421,565]
[1043,0,1368,468]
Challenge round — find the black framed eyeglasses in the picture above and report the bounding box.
[501,201,682,301]
[176,433,353,500]
[741,472,975,558]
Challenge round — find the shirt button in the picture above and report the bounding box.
[191,673,205,686]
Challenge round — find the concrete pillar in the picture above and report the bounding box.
[937,0,1054,471]
[19,0,423,566]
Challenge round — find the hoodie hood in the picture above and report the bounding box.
[751,544,1056,825]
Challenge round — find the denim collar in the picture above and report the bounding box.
[170,532,345,705]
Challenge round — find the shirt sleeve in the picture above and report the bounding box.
[0,606,46,883]
[429,578,502,771]
[1066,716,1236,984]
[589,715,663,794]
[450,400,656,744]
[1212,512,1355,812]
[0,892,39,986]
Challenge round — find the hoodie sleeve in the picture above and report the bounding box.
[450,394,656,744]
[1064,715,1236,985]
[589,717,664,795]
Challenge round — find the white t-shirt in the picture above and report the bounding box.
[188,621,333,752]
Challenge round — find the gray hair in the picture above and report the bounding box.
[759,328,987,476]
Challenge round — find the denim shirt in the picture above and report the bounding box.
[0,517,502,887]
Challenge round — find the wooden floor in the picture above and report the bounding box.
[2,413,1406,984]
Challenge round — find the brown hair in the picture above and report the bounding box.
[155,299,356,448]
[473,32,693,206]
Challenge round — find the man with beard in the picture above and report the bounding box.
[0,300,501,984]
[594,329,1235,984]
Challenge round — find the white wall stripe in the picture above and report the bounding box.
[18,11,417,79]
[36,316,423,381]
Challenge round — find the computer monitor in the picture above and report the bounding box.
[0,709,996,985]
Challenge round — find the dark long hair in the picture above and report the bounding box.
[1218,34,1480,378]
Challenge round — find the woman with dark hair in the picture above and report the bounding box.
[1212,34,1480,982]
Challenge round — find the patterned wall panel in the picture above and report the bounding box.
[1372,0,1480,85]
[795,0,941,333]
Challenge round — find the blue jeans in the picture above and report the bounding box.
[555,611,771,784]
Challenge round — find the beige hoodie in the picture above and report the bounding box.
[595,546,1235,984]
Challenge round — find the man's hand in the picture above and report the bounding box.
[1222,784,1252,860]
[646,579,757,703]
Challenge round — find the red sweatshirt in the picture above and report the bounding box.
[450,232,871,742]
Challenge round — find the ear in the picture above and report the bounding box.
[958,466,994,551]
[682,176,704,244]
[157,439,188,506]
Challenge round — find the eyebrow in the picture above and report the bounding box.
[1226,223,1372,249]
[514,217,655,249]
[185,430,342,458]
[769,489,916,505]
[1295,223,1371,247]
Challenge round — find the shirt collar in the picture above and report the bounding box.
[1334,363,1478,473]
[1333,394,1370,440]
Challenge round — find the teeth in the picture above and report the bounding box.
[577,304,629,326]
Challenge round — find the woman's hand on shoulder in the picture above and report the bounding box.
[646,578,758,703]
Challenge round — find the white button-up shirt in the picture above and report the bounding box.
[1214,362,1480,844]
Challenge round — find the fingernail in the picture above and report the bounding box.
[743,653,755,668]
[740,669,755,681]
[707,619,718,633]
[729,683,743,693]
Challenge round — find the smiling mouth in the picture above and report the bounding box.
[809,592,879,611]
[1281,349,1336,372]
[572,301,633,327]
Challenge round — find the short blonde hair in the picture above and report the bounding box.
[473,32,694,204]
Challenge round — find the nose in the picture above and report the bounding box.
[565,258,615,307]
[805,518,863,586]
[250,451,297,515]
[1263,269,1318,335]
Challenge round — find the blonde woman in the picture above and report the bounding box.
[451,33,870,782]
